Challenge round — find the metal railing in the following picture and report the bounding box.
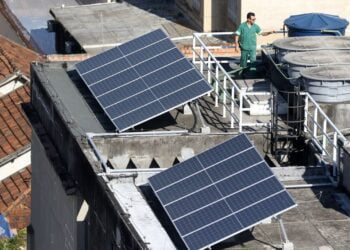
[262,45,348,176]
[192,32,271,132]
[303,92,346,175]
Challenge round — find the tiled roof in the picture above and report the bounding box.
[0,35,40,81]
[0,166,31,229]
[0,85,31,159]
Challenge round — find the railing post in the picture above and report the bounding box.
[192,35,196,65]
[223,76,227,118]
[231,86,235,128]
[322,119,327,156]
[304,94,309,133]
[313,108,318,138]
[215,65,219,107]
[239,91,244,132]
[333,132,338,176]
[207,56,212,96]
[200,46,204,74]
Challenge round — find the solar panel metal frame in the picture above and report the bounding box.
[75,29,212,132]
[148,134,297,250]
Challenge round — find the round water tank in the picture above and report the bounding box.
[300,65,350,103]
[273,36,350,62]
[283,50,350,79]
[284,13,349,37]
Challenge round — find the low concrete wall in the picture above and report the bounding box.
[94,133,269,169]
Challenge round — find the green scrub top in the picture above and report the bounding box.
[236,22,262,50]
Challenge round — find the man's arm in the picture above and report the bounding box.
[234,34,240,53]
[260,30,275,36]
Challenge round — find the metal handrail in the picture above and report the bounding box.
[302,92,347,142]
[192,32,271,131]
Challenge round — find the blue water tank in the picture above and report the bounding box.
[284,13,349,37]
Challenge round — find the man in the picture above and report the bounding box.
[235,12,275,68]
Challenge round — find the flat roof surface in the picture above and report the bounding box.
[50,1,197,54]
[103,167,350,250]
[31,62,270,136]
[107,180,176,250]
[3,0,77,53]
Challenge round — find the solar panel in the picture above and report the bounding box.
[148,134,296,250]
[75,29,212,131]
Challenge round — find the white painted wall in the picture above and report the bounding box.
[241,0,350,34]
[0,79,24,97]
[0,151,30,182]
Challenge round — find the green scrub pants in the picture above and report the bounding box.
[240,49,256,68]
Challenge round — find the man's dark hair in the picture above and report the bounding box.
[247,12,255,19]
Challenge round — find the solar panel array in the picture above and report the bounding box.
[148,134,296,250]
[75,29,211,132]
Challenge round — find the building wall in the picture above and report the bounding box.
[28,65,147,250]
[176,0,241,31]
[30,130,80,250]
[240,0,350,32]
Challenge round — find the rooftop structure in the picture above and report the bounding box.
[50,1,197,55]
[26,26,350,249]
[1,0,77,53]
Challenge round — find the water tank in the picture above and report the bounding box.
[283,50,350,79]
[273,36,350,62]
[284,13,349,37]
[300,65,350,103]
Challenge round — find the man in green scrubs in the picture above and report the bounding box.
[235,12,275,68]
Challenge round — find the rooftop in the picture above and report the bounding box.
[27,32,350,249]
[0,35,40,81]
[0,166,31,230]
[0,86,31,159]
[50,1,198,54]
[104,169,350,250]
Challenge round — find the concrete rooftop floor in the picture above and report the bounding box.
[50,0,197,54]
[221,186,350,250]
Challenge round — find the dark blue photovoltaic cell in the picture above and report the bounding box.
[183,214,242,250]
[148,134,296,250]
[143,58,192,87]
[90,68,139,96]
[151,70,202,98]
[82,57,130,84]
[149,157,203,191]
[134,49,183,75]
[113,101,164,130]
[106,90,156,119]
[160,80,212,110]
[205,148,263,182]
[157,171,211,205]
[215,162,273,197]
[166,185,222,220]
[126,39,174,65]
[76,28,213,131]
[225,177,283,213]
[76,47,123,74]
[98,79,148,107]
[174,200,232,236]
[119,29,167,55]
[236,191,295,228]
[197,135,253,167]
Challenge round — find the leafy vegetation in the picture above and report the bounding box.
[0,229,26,250]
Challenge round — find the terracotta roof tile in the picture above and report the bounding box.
[0,85,31,158]
[0,35,40,81]
[0,166,31,229]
